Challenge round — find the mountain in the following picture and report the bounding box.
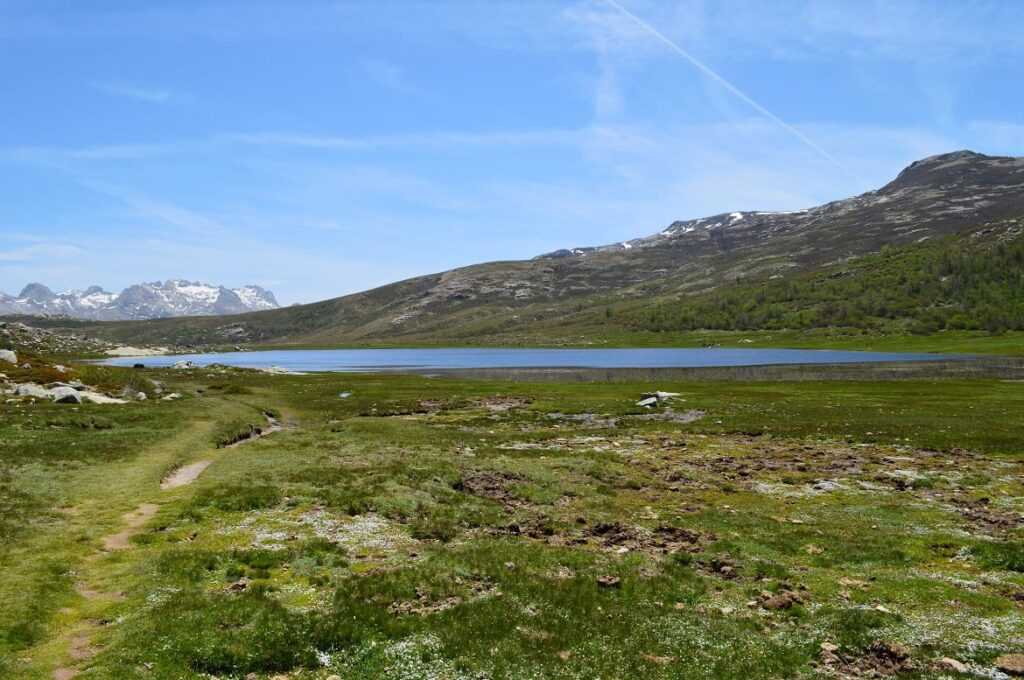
[0,279,279,321]
[28,150,1024,347]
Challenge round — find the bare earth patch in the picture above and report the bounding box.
[102,503,159,551]
[160,460,211,489]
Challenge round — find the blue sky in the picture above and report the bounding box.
[1,0,1022,305]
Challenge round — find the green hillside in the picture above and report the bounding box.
[628,220,1024,335]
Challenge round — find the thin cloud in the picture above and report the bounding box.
[90,82,190,104]
[600,0,867,186]
[0,127,605,166]
[74,178,230,235]
[357,57,418,94]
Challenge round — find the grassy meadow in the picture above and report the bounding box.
[0,364,1021,678]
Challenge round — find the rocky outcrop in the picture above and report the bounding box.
[4,381,128,405]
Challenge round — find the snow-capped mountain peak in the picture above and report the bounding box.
[0,279,281,320]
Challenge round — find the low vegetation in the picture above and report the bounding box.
[1,363,1021,678]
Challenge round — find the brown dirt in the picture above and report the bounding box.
[456,469,527,509]
[102,503,159,551]
[74,583,124,601]
[582,521,706,555]
[160,460,211,489]
[818,640,917,677]
[52,627,100,679]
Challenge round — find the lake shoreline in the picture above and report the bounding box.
[95,346,978,374]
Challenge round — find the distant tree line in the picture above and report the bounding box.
[630,227,1024,334]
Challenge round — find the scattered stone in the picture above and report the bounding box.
[227,579,249,592]
[135,391,147,401]
[997,654,1024,676]
[762,593,795,610]
[162,392,183,401]
[556,650,573,661]
[710,554,739,577]
[936,657,968,674]
[821,642,839,653]
[597,575,621,588]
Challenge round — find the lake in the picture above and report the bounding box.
[99,347,967,372]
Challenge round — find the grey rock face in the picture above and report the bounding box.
[0,349,16,364]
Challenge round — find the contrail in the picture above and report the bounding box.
[601,0,867,186]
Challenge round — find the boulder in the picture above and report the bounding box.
[636,397,659,407]
[162,392,183,401]
[936,657,968,674]
[997,654,1024,676]
[642,391,681,401]
[51,386,82,404]
[135,391,148,401]
[14,383,50,399]
[0,349,16,365]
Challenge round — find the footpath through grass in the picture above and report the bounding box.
[1,367,1021,678]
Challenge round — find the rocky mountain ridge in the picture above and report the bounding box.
[0,279,279,321]
[24,150,1024,347]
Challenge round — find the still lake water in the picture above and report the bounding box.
[100,347,964,372]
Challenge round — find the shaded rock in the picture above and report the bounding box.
[51,386,82,404]
[597,575,621,588]
[997,654,1024,676]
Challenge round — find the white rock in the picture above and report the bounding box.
[51,386,82,404]
[0,349,16,365]
[636,397,659,407]
[79,392,128,404]
[162,392,183,401]
[14,383,50,399]
[135,391,147,401]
